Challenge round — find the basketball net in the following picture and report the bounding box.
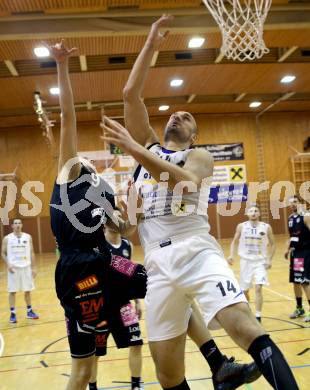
[203,0,272,61]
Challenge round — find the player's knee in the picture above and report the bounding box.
[131,344,142,353]
[157,369,184,388]
[72,365,92,386]
[221,303,264,343]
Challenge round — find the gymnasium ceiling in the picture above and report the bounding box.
[0,0,310,128]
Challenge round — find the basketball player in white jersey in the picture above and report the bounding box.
[228,205,276,322]
[101,15,298,390]
[1,219,39,323]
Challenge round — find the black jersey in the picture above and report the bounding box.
[50,165,115,253]
[288,213,310,251]
[106,238,132,260]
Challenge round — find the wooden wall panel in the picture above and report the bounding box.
[1,110,309,249]
[207,203,218,238]
[268,207,287,235]
[40,216,57,253]
[260,112,310,183]
[218,203,247,239]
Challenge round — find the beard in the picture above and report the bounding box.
[164,123,191,144]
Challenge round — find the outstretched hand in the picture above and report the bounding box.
[45,39,77,63]
[100,116,138,155]
[147,14,174,49]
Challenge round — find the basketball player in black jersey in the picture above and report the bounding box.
[48,40,260,390]
[89,222,144,390]
[48,41,147,390]
[285,195,310,322]
[101,15,299,390]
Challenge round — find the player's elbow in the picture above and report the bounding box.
[123,85,139,102]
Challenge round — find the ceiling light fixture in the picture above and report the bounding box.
[188,37,205,48]
[34,46,50,58]
[159,105,169,111]
[170,79,183,87]
[281,75,296,84]
[249,101,262,108]
[49,87,60,95]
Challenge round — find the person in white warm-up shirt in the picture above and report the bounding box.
[228,205,276,323]
[1,219,39,323]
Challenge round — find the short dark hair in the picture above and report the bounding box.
[290,194,302,203]
[248,203,260,211]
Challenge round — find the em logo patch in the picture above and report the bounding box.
[76,275,99,291]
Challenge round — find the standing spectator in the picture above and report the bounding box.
[1,219,39,323]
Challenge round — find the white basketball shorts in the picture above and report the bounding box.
[144,230,247,341]
[7,265,34,292]
[239,258,269,291]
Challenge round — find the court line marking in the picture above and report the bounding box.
[0,318,65,332]
[264,286,294,301]
[1,327,308,360]
[1,337,309,374]
[96,365,310,389]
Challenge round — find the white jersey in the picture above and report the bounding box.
[238,221,269,261]
[133,143,214,249]
[7,232,32,267]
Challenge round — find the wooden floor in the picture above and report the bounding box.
[0,235,309,390]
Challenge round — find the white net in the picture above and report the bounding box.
[203,0,272,61]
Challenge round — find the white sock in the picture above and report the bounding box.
[256,311,261,318]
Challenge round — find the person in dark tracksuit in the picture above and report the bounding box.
[48,41,146,390]
[285,195,310,321]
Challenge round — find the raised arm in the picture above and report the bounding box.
[227,224,242,265]
[123,15,173,147]
[47,40,79,182]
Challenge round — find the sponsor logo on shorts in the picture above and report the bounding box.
[120,303,139,327]
[95,333,108,348]
[159,238,172,248]
[129,325,139,333]
[293,258,304,272]
[260,346,272,364]
[79,297,104,323]
[110,255,137,277]
[76,275,99,291]
[130,334,142,342]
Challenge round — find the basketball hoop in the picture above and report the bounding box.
[203,0,272,61]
